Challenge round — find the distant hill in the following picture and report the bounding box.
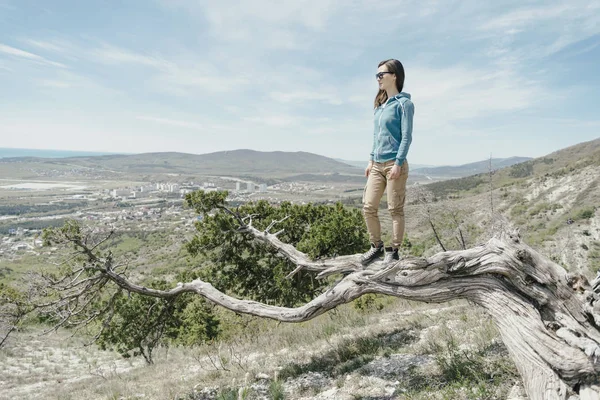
[0,147,124,159]
[424,138,600,199]
[0,150,362,178]
[412,157,532,179]
[335,157,533,177]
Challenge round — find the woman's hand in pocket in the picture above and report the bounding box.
[389,164,401,180]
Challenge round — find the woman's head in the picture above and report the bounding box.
[374,59,405,108]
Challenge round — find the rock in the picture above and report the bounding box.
[286,371,332,395]
[507,383,528,399]
[255,372,271,380]
[358,354,433,380]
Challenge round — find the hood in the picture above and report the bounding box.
[383,92,411,106]
[393,92,411,100]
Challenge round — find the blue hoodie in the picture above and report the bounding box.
[370,92,414,166]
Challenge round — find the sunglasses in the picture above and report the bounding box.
[375,71,394,80]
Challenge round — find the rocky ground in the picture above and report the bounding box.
[0,301,524,400]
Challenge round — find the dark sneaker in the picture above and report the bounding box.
[360,242,384,266]
[383,247,400,265]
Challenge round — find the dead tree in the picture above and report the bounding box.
[37,216,600,400]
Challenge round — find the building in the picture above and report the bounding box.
[111,189,131,198]
[247,182,254,192]
[140,185,155,193]
[132,191,150,198]
[259,184,267,192]
[236,182,241,191]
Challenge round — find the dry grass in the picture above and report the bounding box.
[0,298,520,400]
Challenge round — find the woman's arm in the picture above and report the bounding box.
[395,99,414,166]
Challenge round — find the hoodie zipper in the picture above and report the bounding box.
[376,96,395,160]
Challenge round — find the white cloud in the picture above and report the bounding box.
[407,64,548,138]
[478,1,600,57]
[268,90,344,105]
[151,65,252,95]
[19,39,72,54]
[243,115,299,128]
[0,43,67,68]
[38,80,71,89]
[136,116,207,130]
[242,113,333,128]
[35,70,122,95]
[159,0,343,50]
[480,4,572,31]
[89,44,174,70]
[176,0,337,30]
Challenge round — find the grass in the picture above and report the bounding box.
[395,308,519,400]
[0,299,392,398]
[269,380,286,400]
[278,327,418,380]
[588,241,600,273]
[2,300,477,400]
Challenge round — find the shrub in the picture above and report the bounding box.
[509,162,534,178]
[575,208,594,220]
[185,191,369,307]
[269,380,286,400]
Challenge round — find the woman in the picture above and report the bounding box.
[361,59,414,266]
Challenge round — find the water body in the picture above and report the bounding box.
[0,147,124,159]
[0,182,87,190]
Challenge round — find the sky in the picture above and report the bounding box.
[0,0,599,165]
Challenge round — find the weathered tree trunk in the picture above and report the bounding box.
[56,222,600,399]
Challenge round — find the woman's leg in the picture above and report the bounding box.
[362,162,387,245]
[385,160,409,249]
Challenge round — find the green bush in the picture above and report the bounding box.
[575,208,595,220]
[269,380,286,400]
[426,175,486,199]
[216,388,238,400]
[353,294,386,312]
[509,162,534,178]
[96,285,220,364]
[185,191,369,307]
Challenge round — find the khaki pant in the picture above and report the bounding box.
[362,160,409,248]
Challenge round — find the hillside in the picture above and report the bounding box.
[336,156,532,181]
[0,150,362,179]
[59,150,364,176]
[424,138,600,200]
[410,137,600,276]
[411,156,531,179]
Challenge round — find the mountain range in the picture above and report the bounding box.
[0,150,360,179]
[0,148,555,182]
[411,157,532,178]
